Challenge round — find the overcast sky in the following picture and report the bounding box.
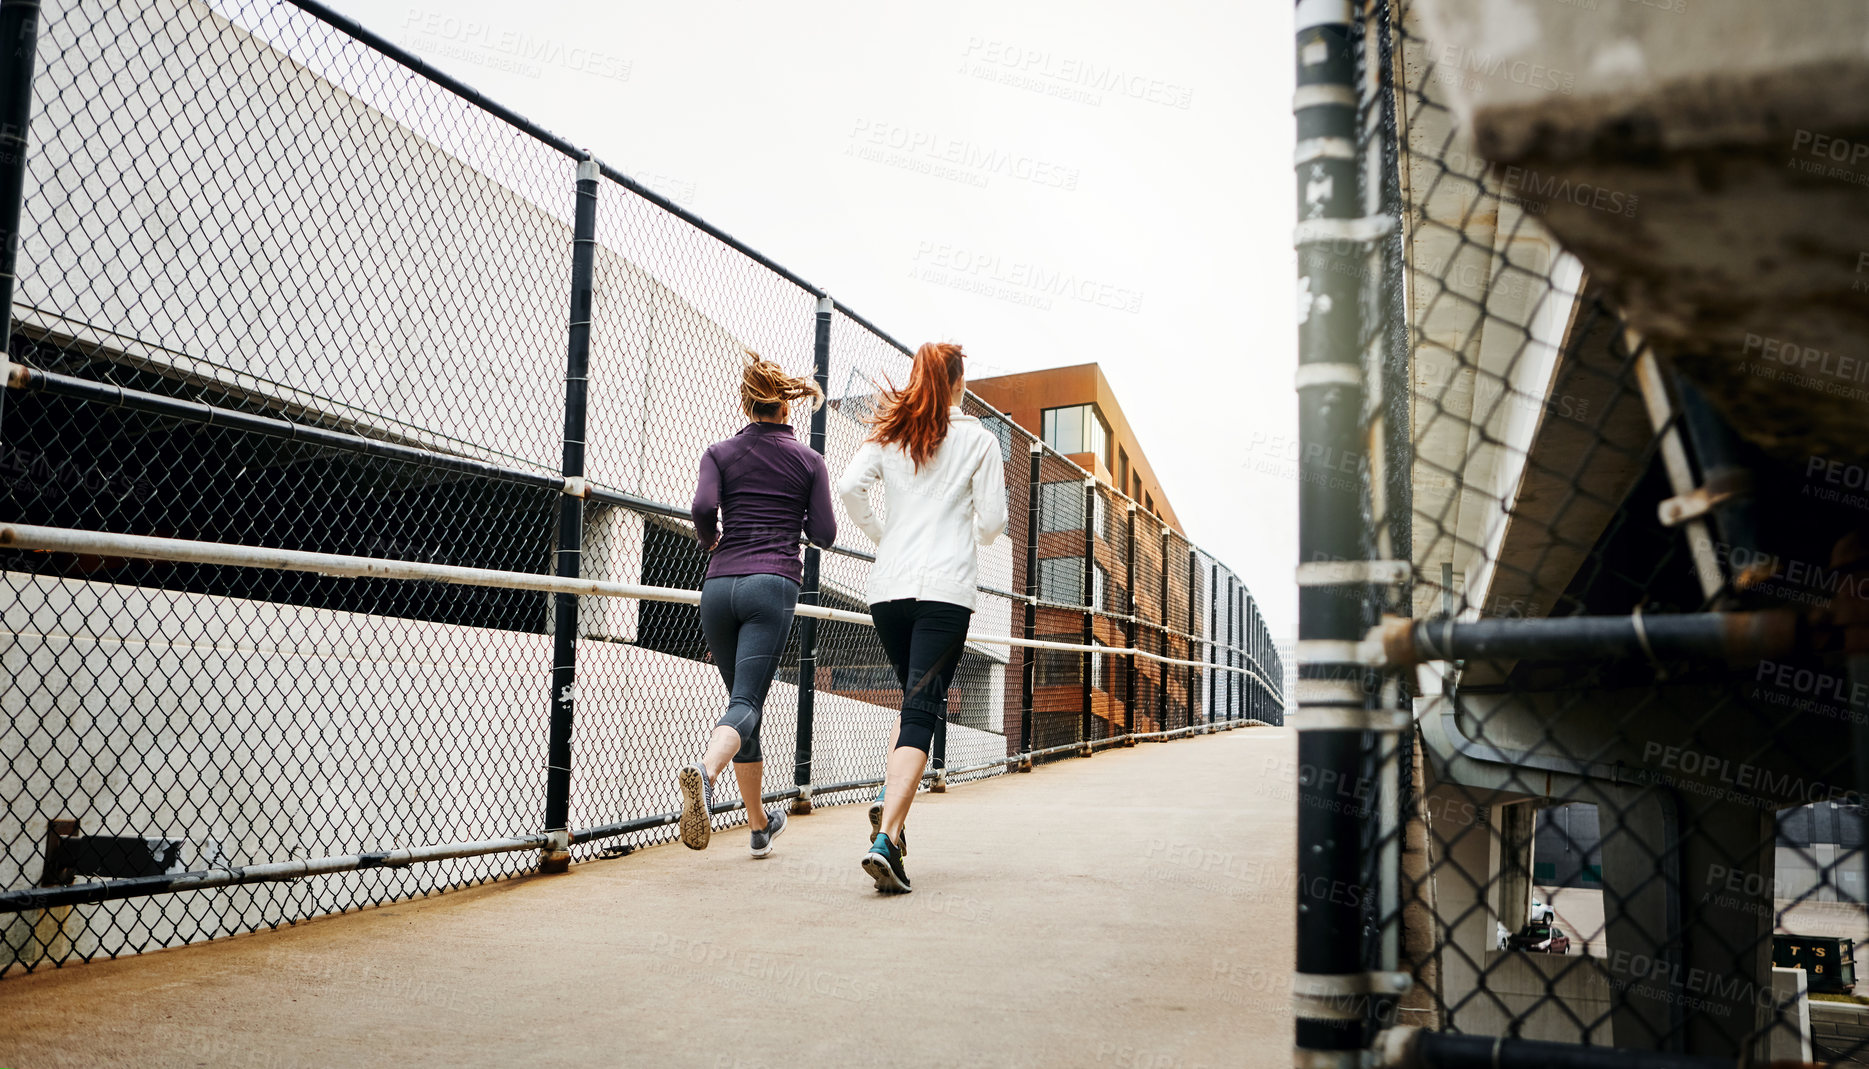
[323,0,1300,654]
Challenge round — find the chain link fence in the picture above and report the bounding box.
[0,0,1283,973]
[1296,1,1868,1065]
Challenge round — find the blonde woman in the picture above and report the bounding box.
[677,353,835,857]
[837,341,1006,892]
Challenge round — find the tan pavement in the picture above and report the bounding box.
[0,727,1297,1069]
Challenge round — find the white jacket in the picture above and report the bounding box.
[837,408,1008,610]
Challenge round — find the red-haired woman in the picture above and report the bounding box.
[679,352,835,858]
[837,341,1007,892]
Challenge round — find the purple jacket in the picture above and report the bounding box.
[692,422,837,583]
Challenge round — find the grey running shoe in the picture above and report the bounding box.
[868,795,907,857]
[749,807,787,859]
[677,764,713,850]
[860,831,911,894]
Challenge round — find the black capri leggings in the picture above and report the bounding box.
[870,598,972,753]
[699,573,800,764]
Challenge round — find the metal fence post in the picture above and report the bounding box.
[1158,525,1170,731]
[1208,562,1219,724]
[791,293,833,814]
[541,154,599,874]
[1018,443,1040,770]
[1187,546,1199,731]
[1247,596,1258,724]
[0,0,42,434]
[1124,502,1138,745]
[1080,478,1095,756]
[1293,0,1385,1058]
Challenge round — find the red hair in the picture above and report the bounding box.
[868,342,966,470]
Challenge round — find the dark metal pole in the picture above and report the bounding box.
[1187,545,1199,729]
[1207,559,1218,724]
[1249,596,1261,723]
[791,295,833,812]
[1294,0,1375,1057]
[1225,575,1236,721]
[1125,503,1138,742]
[1080,480,1095,753]
[0,0,42,434]
[542,155,600,873]
[1019,444,1040,769]
[1388,610,1797,667]
[1159,524,1171,730]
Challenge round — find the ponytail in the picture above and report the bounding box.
[741,350,823,418]
[868,342,965,469]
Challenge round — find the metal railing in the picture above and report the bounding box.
[0,0,1281,971]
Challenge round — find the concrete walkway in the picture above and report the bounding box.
[0,728,1297,1069]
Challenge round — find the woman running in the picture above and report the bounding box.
[678,352,835,857]
[837,341,1006,892]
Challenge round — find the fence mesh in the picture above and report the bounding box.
[1308,1,1868,1063]
[0,0,1280,972]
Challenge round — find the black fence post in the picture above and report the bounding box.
[1079,478,1095,756]
[1187,546,1199,731]
[1018,443,1040,770]
[1124,502,1138,745]
[0,0,41,433]
[542,154,599,874]
[1293,0,1383,1058]
[1158,525,1170,731]
[791,294,832,814]
[1208,562,1219,725]
[1227,575,1238,721]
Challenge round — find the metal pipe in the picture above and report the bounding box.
[792,295,833,806]
[0,834,549,912]
[1187,545,1198,727]
[1293,0,1376,1057]
[1082,480,1096,748]
[541,157,600,871]
[1378,1027,1745,1069]
[0,523,1275,682]
[1126,504,1138,737]
[1020,444,1041,762]
[1384,611,1799,668]
[1159,525,1171,730]
[0,0,40,438]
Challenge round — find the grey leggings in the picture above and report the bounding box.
[699,573,800,764]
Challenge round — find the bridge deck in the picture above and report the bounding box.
[0,728,1294,1068]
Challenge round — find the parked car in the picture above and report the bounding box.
[1530,898,1554,923]
[1508,923,1571,954]
[1497,921,1511,951]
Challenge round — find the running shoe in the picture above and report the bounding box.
[868,793,907,857]
[860,831,912,894]
[749,807,787,859]
[677,764,713,850]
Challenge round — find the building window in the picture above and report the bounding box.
[1041,404,1108,466]
[1117,448,1129,498]
[1036,634,1082,686]
[1132,473,1142,500]
[1039,556,1084,605]
[1092,562,1107,614]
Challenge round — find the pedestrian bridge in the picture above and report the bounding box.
[0,728,1293,1069]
